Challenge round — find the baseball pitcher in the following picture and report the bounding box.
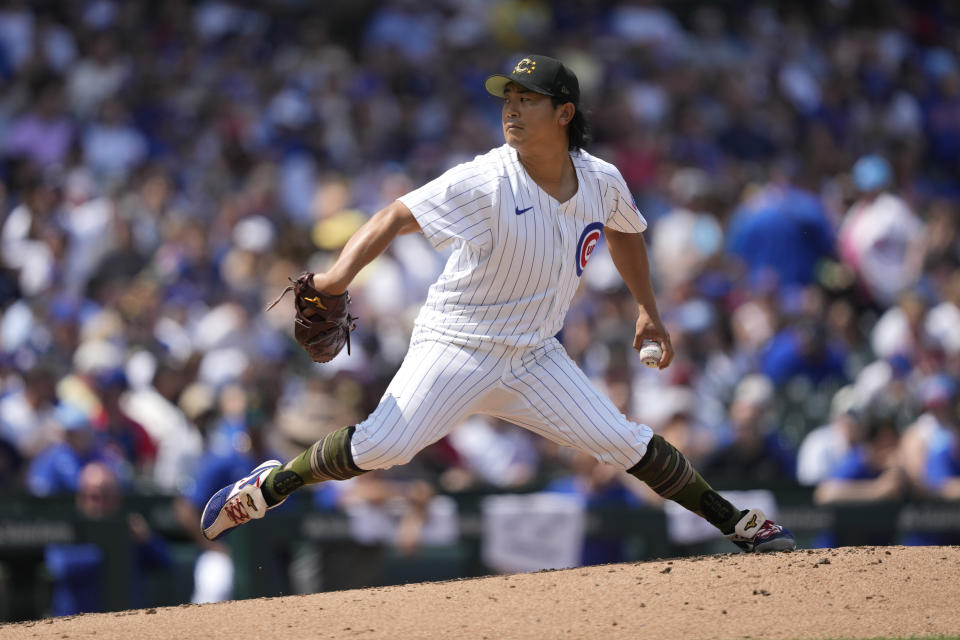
[201,55,796,555]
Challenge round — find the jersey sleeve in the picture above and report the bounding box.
[603,169,647,233]
[398,161,496,252]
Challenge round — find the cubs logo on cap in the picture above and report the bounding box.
[575,222,604,276]
[514,58,536,74]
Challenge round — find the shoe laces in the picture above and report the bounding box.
[754,520,783,540]
[223,491,258,524]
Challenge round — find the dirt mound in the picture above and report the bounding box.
[3,546,959,640]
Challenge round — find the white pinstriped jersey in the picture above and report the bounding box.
[399,144,647,348]
[352,145,654,472]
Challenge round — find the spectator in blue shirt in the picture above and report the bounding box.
[760,319,848,388]
[925,423,960,500]
[815,404,907,503]
[726,179,835,288]
[45,462,171,616]
[905,422,960,545]
[27,404,126,496]
[545,452,643,566]
[813,404,910,546]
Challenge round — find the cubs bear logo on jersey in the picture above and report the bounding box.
[575,222,604,276]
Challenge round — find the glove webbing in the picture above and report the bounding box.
[298,313,356,356]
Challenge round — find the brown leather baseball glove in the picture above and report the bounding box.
[266,272,357,363]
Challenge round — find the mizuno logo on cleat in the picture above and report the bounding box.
[245,494,258,512]
[745,514,759,531]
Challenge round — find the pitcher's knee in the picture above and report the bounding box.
[353,443,418,471]
[590,421,655,471]
[350,422,420,471]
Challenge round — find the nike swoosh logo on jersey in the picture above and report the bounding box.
[515,206,533,215]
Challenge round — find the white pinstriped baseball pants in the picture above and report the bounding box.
[350,331,654,471]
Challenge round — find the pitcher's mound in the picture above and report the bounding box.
[4,546,959,640]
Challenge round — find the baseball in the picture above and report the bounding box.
[639,340,663,368]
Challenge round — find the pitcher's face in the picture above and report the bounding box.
[501,83,570,150]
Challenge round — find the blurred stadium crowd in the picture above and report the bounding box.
[3,0,960,612]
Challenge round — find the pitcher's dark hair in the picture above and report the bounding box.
[552,96,590,150]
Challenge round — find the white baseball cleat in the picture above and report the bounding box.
[200,460,286,541]
[725,508,796,553]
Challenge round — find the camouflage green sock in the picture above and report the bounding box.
[628,434,740,535]
[261,425,366,506]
